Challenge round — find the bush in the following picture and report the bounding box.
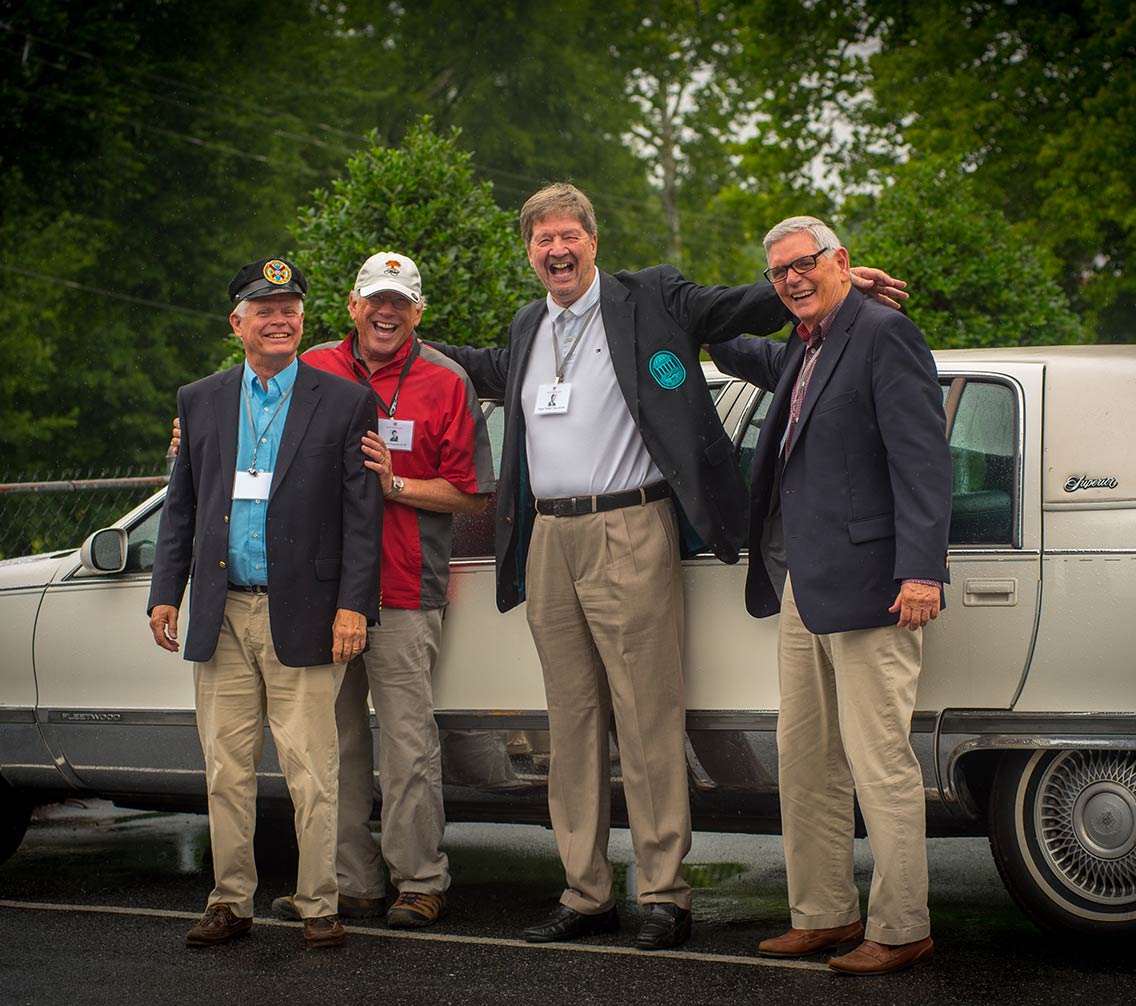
[289,118,541,349]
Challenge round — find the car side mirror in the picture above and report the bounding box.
[80,527,128,574]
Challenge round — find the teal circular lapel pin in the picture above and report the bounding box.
[649,350,686,389]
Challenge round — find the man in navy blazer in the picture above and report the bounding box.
[434,185,908,951]
[148,258,382,950]
[709,216,951,975]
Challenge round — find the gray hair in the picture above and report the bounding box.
[763,216,842,258]
[232,296,305,318]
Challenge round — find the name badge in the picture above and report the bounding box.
[233,468,273,499]
[378,418,415,451]
[534,382,571,415]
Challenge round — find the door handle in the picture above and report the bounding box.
[962,577,1018,606]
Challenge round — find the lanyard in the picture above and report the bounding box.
[354,338,421,417]
[242,383,293,475]
[551,300,601,384]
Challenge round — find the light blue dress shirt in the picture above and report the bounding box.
[228,358,297,586]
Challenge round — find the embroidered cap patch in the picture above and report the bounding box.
[263,259,292,285]
[649,350,686,389]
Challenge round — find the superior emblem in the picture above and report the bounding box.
[649,351,686,390]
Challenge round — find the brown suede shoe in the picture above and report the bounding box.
[185,903,252,946]
[828,937,934,975]
[303,914,346,949]
[387,891,447,928]
[757,921,864,958]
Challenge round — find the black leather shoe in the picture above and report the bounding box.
[523,904,620,943]
[636,903,692,950]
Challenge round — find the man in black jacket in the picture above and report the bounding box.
[148,258,382,950]
[432,185,904,950]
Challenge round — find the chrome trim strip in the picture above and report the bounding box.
[42,710,197,726]
[949,548,1039,557]
[1043,549,1136,556]
[0,708,35,724]
[1044,501,1135,511]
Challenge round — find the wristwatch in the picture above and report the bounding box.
[386,474,405,499]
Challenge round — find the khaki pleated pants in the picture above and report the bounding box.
[193,591,344,919]
[525,497,692,913]
[777,573,931,944]
[335,607,450,899]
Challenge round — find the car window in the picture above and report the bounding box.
[124,505,163,573]
[736,391,773,486]
[450,400,503,560]
[942,378,1016,545]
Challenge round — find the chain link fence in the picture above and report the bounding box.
[0,467,169,560]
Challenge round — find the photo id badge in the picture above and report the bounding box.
[534,382,571,415]
[233,468,273,500]
[378,417,415,451]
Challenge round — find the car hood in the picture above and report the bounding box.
[0,549,74,590]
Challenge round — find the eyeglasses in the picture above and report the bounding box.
[763,248,832,284]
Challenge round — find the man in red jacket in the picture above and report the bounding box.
[295,252,495,927]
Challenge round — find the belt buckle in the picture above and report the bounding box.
[550,497,578,518]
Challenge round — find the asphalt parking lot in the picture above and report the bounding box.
[1,802,1133,1006]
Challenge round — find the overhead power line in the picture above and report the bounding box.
[0,263,229,321]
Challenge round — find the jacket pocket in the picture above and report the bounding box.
[315,556,341,580]
[847,513,894,544]
[703,434,733,467]
[302,441,339,457]
[815,389,858,415]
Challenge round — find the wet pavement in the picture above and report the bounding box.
[1,801,1133,1005]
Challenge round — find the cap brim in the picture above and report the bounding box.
[235,280,306,302]
[356,279,420,304]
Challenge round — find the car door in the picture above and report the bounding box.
[30,493,215,800]
[920,363,1045,711]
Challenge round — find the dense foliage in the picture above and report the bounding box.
[290,122,541,349]
[1,0,1130,472]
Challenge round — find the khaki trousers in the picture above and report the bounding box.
[193,591,344,919]
[336,607,449,899]
[777,573,930,944]
[526,497,691,913]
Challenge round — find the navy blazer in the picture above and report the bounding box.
[148,360,383,666]
[710,289,952,635]
[434,266,791,612]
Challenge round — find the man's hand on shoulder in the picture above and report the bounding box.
[170,416,181,455]
[850,266,909,311]
[889,581,941,630]
[332,608,368,665]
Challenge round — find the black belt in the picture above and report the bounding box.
[228,582,268,595]
[535,481,671,517]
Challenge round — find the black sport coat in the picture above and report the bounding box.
[710,289,952,634]
[434,266,790,612]
[148,360,383,666]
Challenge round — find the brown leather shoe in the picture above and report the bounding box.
[185,903,252,946]
[303,914,346,949]
[757,921,864,958]
[828,937,934,975]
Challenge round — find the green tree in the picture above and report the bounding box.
[290,120,541,348]
[744,0,1135,342]
[848,160,1088,348]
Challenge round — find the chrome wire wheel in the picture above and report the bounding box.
[989,749,1136,935]
[1035,749,1136,905]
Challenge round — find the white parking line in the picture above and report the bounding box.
[0,900,829,972]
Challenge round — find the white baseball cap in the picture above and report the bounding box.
[354,252,422,304]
